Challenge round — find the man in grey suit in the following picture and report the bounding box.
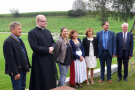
[96,21,116,84]
[116,23,133,82]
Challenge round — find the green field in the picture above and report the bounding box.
[0,15,135,90]
[0,16,135,34]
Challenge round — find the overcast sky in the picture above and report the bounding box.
[0,0,76,14]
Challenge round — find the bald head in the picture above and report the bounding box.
[36,14,47,28]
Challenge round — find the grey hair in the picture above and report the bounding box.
[121,23,129,28]
[10,22,21,31]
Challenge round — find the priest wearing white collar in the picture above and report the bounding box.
[28,14,56,90]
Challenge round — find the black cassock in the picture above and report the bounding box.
[28,27,56,90]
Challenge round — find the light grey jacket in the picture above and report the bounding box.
[54,37,71,63]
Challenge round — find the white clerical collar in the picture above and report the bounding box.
[37,25,44,30]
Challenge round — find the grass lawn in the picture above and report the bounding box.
[78,71,135,90]
[0,16,135,34]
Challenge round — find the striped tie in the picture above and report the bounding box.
[123,33,126,49]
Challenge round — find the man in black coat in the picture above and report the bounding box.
[116,23,133,82]
[28,15,56,90]
[3,22,31,90]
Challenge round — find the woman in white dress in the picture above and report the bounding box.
[82,28,98,85]
[69,30,87,87]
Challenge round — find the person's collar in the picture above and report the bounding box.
[103,30,108,33]
[37,25,44,30]
[123,32,127,35]
[11,34,20,42]
[61,36,68,41]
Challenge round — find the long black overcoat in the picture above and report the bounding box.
[28,27,56,90]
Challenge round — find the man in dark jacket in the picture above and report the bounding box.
[28,14,56,90]
[116,23,133,82]
[3,22,31,90]
[96,21,116,84]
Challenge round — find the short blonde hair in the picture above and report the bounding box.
[36,14,46,22]
[85,28,94,36]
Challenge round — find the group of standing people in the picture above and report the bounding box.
[3,14,133,90]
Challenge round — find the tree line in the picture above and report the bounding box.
[68,0,135,32]
[1,0,135,32]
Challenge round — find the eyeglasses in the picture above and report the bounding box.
[39,20,47,23]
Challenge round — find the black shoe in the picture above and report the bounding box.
[77,83,83,87]
[118,77,121,81]
[70,84,78,88]
[124,78,128,82]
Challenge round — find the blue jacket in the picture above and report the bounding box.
[96,30,116,57]
[69,38,85,60]
[116,32,133,58]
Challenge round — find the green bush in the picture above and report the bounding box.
[68,9,87,17]
[0,15,4,18]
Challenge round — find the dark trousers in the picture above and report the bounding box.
[99,50,112,80]
[11,72,26,90]
[117,50,129,79]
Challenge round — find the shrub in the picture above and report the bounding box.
[68,9,87,17]
[10,9,20,17]
[0,15,4,18]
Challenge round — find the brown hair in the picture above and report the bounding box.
[10,22,21,31]
[102,21,109,26]
[60,27,68,37]
[69,30,78,39]
[85,28,94,36]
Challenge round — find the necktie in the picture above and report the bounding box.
[123,33,126,49]
[104,32,107,49]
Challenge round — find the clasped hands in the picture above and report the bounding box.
[80,56,84,62]
[49,47,54,54]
